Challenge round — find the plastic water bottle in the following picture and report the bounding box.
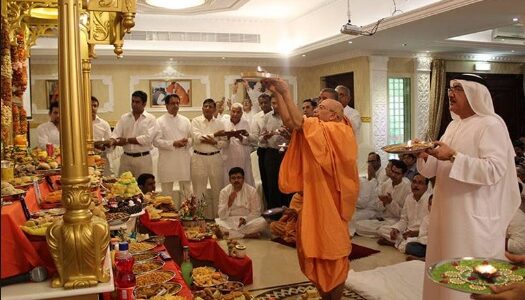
[115,242,136,300]
[180,245,193,286]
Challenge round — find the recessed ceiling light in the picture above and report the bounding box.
[402,43,407,47]
[511,50,515,53]
[169,58,173,61]
[501,39,505,41]
[425,50,430,53]
[221,57,226,60]
[145,0,205,9]
[348,41,353,44]
[301,54,306,57]
[513,17,519,22]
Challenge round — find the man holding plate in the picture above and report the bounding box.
[417,74,520,300]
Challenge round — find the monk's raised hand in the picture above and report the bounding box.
[261,78,289,96]
[427,141,456,161]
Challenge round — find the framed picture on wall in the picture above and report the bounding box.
[45,80,59,106]
[149,79,191,109]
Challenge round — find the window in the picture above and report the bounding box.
[387,78,411,150]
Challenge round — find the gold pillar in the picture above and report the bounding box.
[46,0,109,289]
[82,58,93,152]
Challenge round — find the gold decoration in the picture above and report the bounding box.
[361,116,371,123]
[45,0,108,289]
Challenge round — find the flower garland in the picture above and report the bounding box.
[11,30,27,98]
[12,104,20,135]
[1,15,12,145]
[19,106,27,135]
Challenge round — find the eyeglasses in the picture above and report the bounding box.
[447,86,464,95]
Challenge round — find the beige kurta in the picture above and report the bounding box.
[418,114,520,300]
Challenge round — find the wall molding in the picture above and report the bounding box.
[30,74,115,115]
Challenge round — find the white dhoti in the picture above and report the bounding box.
[355,218,397,238]
[191,153,224,219]
[215,216,266,239]
[349,209,380,236]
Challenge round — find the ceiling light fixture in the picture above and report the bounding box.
[512,17,519,22]
[301,54,306,57]
[348,41,353,44]
[145,0,205,10]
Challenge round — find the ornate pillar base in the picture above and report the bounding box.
[47,182,110,289]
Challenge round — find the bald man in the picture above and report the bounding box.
[264,79,358,300]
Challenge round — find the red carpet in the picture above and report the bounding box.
[271,238,380,260]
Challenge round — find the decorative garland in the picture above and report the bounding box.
[1,15,12,145]
[11,30,27,98]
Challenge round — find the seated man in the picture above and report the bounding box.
[377,174,431,251]
[138,173,156,194]
[348,177,380,236]
[270,192,303,243]
[216,167,266,239]
[355,159,412,237]
[406,195,433,260]
[507,208,525,254]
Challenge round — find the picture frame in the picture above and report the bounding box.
[149,79,192,109]
[45,80,59,107]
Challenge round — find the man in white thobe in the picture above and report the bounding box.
[335,85,361,140]
[216,167,266,239]
[241,98,257,128]
[153,94,192,207]
[91,96,113,176]
[417,74,520,300]
[355,160,412,237]
[111,91,158,178]
[37,101,60,148]
[191,98,227,219]
[222,103,254,187]
[377,174,430,252]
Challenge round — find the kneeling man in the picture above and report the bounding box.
[216,167,266,239]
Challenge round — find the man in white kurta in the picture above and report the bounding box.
[111,91,159,178]
[222,103,255,187]
[417,74,520,300]
[348,177,380,236]
[378,174,430,252]
[335,85,361,140]
[507,209,525,254]
[191,99,227,219]
[216,167,266,239]
[91,96,113,176]
[37,101,60,148]
[153,94,192,207]
[355,160,412,237]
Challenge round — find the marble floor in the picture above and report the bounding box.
[215,235,407,292]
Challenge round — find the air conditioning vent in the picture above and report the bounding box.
[492,25,524,41]
[124,31,260,43]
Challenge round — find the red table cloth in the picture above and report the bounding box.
[139,213,253,285]
[1,179,57,278]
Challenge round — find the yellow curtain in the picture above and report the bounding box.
[427,59,446,140]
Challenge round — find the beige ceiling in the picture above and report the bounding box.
[30,0,525,66]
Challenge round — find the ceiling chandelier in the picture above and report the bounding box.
[145,0,206,9]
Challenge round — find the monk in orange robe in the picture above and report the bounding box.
[270,193,303,243]
[262,78,359,300]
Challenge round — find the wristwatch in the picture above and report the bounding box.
[449,151,457,163]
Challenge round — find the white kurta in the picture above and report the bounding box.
[379,192,430,250]
[349,177,381,235]
[215,183,266,238]
[344,106,361,140]
[222,119,255,187]
[93,116,113,176]
[418,114,520,300]
[37,121,60,148]
[507,209,525,254]
[154,113,192,183]
[355,178,412,237]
